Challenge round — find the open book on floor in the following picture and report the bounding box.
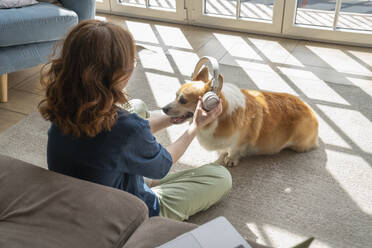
[157,216,315,248]
[157,216,252,248]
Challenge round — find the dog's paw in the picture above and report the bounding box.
[216,152,228,164]
[223,156,240,167]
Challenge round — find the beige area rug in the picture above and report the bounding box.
[1,112,371,248]
[0,64,371,248]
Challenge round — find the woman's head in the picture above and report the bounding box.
[39,20,136,138]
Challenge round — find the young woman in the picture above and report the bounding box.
[39,20,232,221]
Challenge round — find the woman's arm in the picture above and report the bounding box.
[149,99,222,187]
[148,113,173,134]
[165,124,198,167]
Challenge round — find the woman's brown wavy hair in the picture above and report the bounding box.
[39,20,136,138]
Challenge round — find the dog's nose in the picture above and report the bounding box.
[162,106,170,114]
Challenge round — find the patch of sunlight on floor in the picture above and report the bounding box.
[317,105,372,153]
[282,51,306,67]
[346,77,372,98]
[236,60,275,73]
[164,122,188,143]
[164,124,218,167]
[247,36,269,49]
[125,21,158,44]
[137,45,174,73]
[180,139,218,167]
[155,25,192,49]
[94,15,107,21]
[285,74,350,105]
[246,223,326,248]
[144,72,181,107]
[258,40,301,65]
[306,46,372,75]
[284,54,306,67]
[347,50,372,68]
[315,113,352,149]
[168,49,200,76]
[213,33,260,59]
[241,68,298,95]
[219,44,263,65]
[215,37,262,62]
[278,67,320,81]
[325,149,372,215]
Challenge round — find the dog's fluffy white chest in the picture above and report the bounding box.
[196,121,240,151]
[196,83,245,151]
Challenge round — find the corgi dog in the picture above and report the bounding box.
[162,67,319,167]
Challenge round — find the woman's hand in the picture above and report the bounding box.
[189,97,223,133]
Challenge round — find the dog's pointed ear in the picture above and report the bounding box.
[194,67,209,83]
[217,74,223,93]
[204,80,212,92]
[203,74,223,93]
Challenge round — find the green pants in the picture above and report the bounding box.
[152,164,232,221]
[124,99,232,221]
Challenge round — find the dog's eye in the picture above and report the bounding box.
[179,96,187,104]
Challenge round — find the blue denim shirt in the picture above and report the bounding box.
[47,110,172,216]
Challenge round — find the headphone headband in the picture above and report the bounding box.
[192,56,220,94]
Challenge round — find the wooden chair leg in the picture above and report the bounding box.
[0,74,8,103]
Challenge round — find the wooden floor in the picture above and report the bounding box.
[0,65,43,133]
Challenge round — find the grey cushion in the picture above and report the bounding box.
[38,0,62,5]
[0,0,38,9]
[0,2,78,47]
[0,154,148,248]
[122,217,198,248]
[0,40,56,75]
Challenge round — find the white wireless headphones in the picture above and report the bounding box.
[192,56,221,111]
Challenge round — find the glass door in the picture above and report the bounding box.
[190,0,285,34]
[109,0,186,22]
[283,0,372,46]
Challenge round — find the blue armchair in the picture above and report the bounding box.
[0,0,96,102]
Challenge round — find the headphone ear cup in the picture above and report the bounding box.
[202,92,220,111]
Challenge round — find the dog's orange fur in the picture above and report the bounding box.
[163,67,319,166]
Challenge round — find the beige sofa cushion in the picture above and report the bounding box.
[0,155,148,248]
